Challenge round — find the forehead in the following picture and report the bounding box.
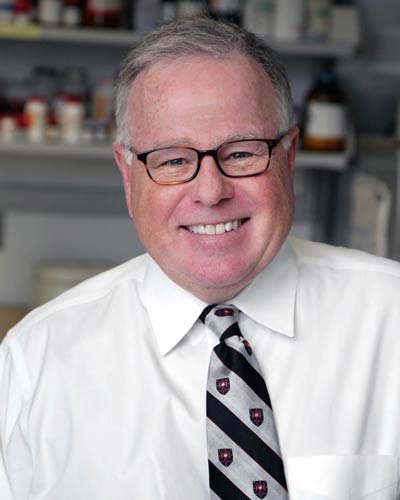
[127,52,279,147]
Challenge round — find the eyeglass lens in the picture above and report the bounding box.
[146,140,271,183]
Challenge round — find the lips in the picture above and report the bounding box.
[184,218,248,235]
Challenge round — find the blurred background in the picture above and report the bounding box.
[0,0,399,336]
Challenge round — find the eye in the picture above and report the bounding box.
[229,151,254,160]
[160,157,186,167]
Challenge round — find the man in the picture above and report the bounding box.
[1,16,400,500]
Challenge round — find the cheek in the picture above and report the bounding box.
[129,177,182,241]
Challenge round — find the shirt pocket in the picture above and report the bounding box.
[286,455,399,500]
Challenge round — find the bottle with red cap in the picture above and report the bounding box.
[85,0,122,28]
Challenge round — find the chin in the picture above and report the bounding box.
[177,259,260,300]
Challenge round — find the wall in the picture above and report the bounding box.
[0,211,143,305]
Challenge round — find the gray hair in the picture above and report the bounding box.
[115,16,294,146]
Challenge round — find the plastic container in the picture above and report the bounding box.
[274,0,304,41]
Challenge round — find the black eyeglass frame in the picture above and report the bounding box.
[128,132,288,185]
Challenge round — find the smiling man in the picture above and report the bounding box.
[1,16,400,500]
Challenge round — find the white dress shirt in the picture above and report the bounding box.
[1,237,400,500]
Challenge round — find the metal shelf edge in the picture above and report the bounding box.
[0,24,358,55]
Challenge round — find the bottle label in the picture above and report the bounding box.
[305,102,346,140]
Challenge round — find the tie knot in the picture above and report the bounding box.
[200,304,241,340]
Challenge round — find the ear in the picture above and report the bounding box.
[285,127,299,177]
[113,142,134,219]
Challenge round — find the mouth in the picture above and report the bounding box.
[183,218,249,235]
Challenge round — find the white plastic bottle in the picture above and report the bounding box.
[25,96,48,143]
[305,0,332,41]
[274,0,304,41]
[59,99,84,144]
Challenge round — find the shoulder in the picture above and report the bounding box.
[289,236,400,279]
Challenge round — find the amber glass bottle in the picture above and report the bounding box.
[302,69,347,152]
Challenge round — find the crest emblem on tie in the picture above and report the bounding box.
[253,480,268,498]
[215,307,234,317]
[242,338,253,355]
[249,408,264,427]
[216,377,230,395]
[218,448,233,467]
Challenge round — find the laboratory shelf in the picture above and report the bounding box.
[0,23,358,56]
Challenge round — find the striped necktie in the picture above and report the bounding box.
[200,304,288,499]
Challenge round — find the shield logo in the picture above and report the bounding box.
[249,408,264,427]
[216,377,230,395]
[215,307,234,317]
[253,480,268,498]
[218,448,233,467]
[242,339,253,355]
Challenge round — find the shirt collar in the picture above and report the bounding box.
[141,239,298,356]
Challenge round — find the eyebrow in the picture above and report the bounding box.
[150,133,265,150]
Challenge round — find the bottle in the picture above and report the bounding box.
[38,0,62,25]
[0,115,17,143]
[207,0,243,25]
[62,0,82,27]
[92,77,114,125]
[85,0,122,28]
[25,96,48,143]
[274,0,304,41]
[55,66,88,129]
[14,0,33,24]
[305,0,332,41]
[302,68,347,151]
[243,0,275,37]
[59,97,84,144]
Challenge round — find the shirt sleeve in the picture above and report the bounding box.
[0,338,32,500]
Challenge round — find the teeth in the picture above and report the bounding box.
[187,219,244,235]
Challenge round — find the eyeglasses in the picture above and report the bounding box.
[128,133,288,185]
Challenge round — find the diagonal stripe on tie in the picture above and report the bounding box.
[214,342,272,409]
[209,461,250,500]
[208,419,288,498]
[207,392,287,490]
[208,351,281,455]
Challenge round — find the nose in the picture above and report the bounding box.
[191,154,234,207]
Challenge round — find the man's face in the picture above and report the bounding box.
[114,53,298,302]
